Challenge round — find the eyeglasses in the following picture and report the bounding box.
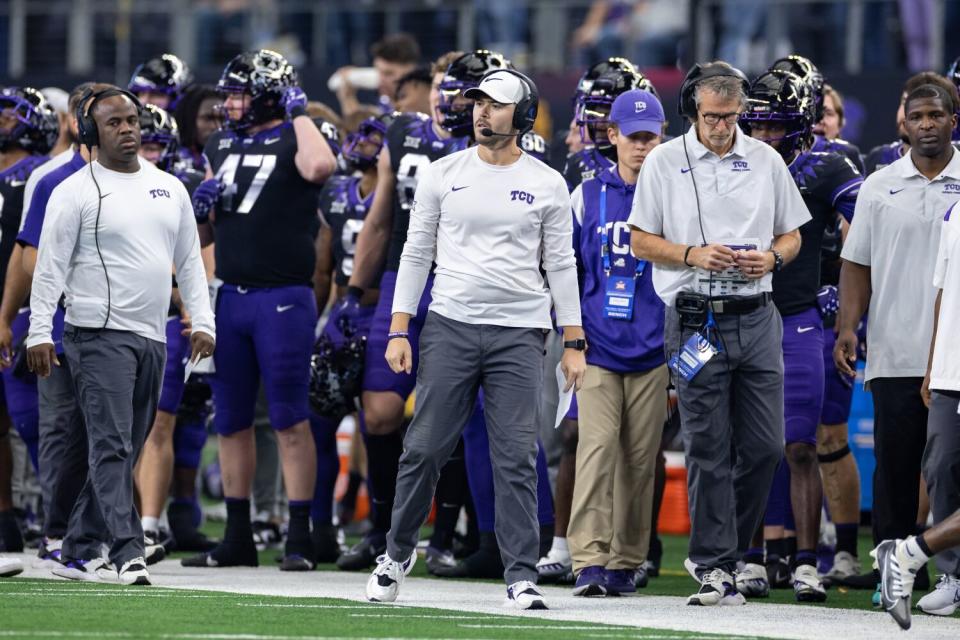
[700,111,740,126]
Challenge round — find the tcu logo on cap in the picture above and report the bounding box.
[510,190,535,204]
[635,101,647,113]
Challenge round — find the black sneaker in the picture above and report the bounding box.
[280,554,316,571]
[336,536,385,571]
[431,543,504,579]
[168,502,218,552]
[182,542,258,568]
[766,556,791,589]
[312,525,342,564]
[252,520,282,551]
[143,531,167,566]
[0,512,23,552]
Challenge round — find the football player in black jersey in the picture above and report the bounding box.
[308,112,392,563]
[133,104,217,555]
[770,55,865,174]
[0,87,58,552]
[741,70,862,602]
[182,49,336,571]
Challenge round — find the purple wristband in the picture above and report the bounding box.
[387,331,409,341]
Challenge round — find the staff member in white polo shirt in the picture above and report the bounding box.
[836,81,960,597]
[629,61,810,607]
[364,69,585,610]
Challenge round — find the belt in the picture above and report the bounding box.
[707,292,772,315]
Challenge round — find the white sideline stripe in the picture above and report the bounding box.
[0,633,494,640]
[348,614,512,620]
[1,592,226,598]
[237,603,397,609]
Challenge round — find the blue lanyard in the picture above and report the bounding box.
[599,183,646,277]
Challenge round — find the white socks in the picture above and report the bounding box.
[142,516,160,534]
[551,537,569,555]
[902,535,930,572]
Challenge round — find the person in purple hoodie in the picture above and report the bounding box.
[566,89,668,598]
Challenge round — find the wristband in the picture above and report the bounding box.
[347,286,364,299]
[387,331,409,341]
[289,105,308,119]
[683,245,694,267]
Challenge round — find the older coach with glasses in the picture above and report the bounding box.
[629,61,810,608]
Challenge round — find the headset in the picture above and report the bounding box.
[74,87,144,331]
[476,68,539,136]
[677,62,750,121]
[76,87,143,149]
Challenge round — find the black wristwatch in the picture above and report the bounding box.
[771,250,784,273]
[563,339,586,351]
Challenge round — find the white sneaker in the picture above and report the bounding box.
[536,547,573,582]
[366,552,416,603]
[736,562,770,598]
[52,557,114,582]
[793,564,827,602]
[118,557,151,585]
[506,580,548,610]
[824,550,861,583]
[917,574,960,616]
[687,567,745,606]
[0,556,23,577]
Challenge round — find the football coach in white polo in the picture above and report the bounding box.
[364,68,586,610]
[629,62,810,607]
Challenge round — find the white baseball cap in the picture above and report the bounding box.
[463,70,527,105]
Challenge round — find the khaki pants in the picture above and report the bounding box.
[568,363,668,572]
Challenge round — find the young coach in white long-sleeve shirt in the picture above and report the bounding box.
[25,89,214,585]
[365,69,586,610]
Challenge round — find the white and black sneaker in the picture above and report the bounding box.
[0,556,23,577]
[506,580,548,610]
[143,532,166,566]
[118,557,150,585]
[687,565,745,606]
[366,552,416,603]
[793,564,827,602]
[872,539,915,630]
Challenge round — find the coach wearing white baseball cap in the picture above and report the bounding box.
[365,68,586,610]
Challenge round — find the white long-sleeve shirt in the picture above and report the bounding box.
[393,146,581,329]
[26,160,214,347]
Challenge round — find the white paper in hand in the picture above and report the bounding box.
[555,362,573,429]
[184,355,199,383]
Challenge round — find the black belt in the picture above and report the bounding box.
[707,292,772,315]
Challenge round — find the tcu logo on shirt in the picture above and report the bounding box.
[149,188,171,199]
[510,190,535,204]
[943,183,960,194]
[732,160,750,172]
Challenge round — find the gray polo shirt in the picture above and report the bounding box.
[627,126,810,306]
[841,148,960,382]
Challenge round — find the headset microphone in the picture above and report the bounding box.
[480,127,519,137]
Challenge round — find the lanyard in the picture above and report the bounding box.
[599,183,646,277]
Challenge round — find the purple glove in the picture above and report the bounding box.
[191,178,221,223]
[333,286,363,322]
[816,285,839,318]
[282,86,308,119]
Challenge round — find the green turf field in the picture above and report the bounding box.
[0,578,771,640]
